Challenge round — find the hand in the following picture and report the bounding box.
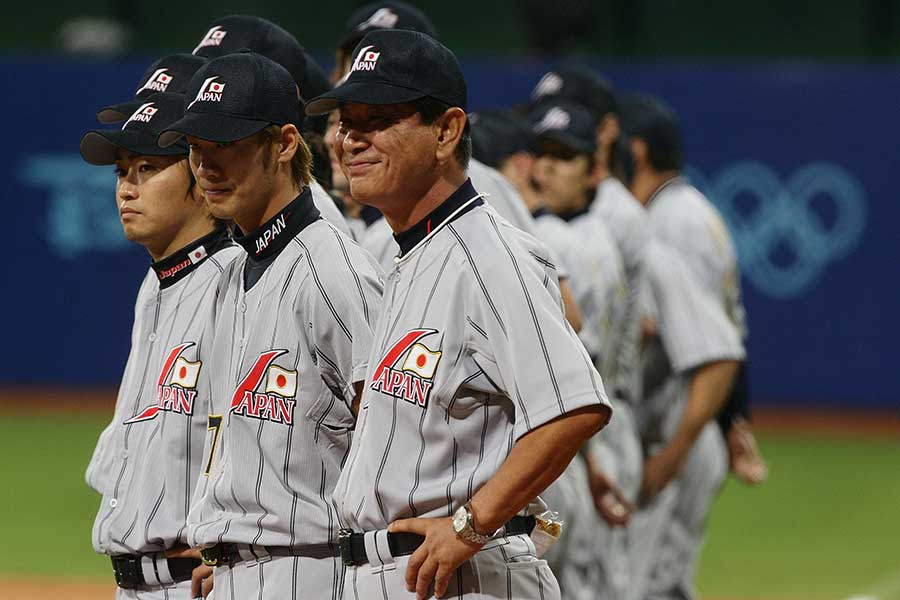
[640,446,682,502]
[726,418,768,485]
[191,563,214,599]
[389,517,483,600]
[586,467,633,527]
[164,546,211,599]
[165,545,202,560]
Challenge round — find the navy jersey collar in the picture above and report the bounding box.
[394,178,483,257]
[646,175,685,207]
[234,186,321,263]
[152,226,232,289]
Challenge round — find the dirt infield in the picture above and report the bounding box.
[0,578,114,599]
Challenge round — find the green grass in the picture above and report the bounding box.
[0,412,111,578]
[2,413,900,598]
[697,433,900,599]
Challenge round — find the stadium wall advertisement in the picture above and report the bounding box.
[2,57,894,408]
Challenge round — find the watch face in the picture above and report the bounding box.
[452,506,468,533]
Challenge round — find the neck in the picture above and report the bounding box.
[236,178,301,234]
[146,217,217,263]
[382,169,467,233]
[630,168,680,206]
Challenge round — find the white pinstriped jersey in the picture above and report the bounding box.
[590,177,649,402]
[334,180,610,531]
[85,229,241,555]
[639,240,745,441]
[567,212,628,390]
[187,188,383,549]
[646,177,748,338]
[361,159,568,280]
[533,211,626,389]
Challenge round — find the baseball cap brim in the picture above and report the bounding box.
[305,80,426,116]
[157,111,273,147]
[537,130,595,155]
[80,129,188,166]
[96,99,143,124]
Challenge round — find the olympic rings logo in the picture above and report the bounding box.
[683,161,867,299]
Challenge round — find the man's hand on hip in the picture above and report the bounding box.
[389,516,482,600]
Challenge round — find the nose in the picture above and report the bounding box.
[117,173,138,204]
[192,150,221,181]
[338,125,370,156]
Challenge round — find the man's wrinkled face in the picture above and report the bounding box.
[334,102,439,209]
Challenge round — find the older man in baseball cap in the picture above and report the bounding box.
[307,30,611,600]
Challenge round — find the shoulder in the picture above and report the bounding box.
[468,161,538,235]
[447,206,556,286]
[294,221,384,301]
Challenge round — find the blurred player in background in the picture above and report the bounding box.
[81,89,241,598]
[621,93,766,486]
[617,94,747,600]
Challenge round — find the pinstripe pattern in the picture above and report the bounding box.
[334,201,608,532]
[187,219,382,566]
[88,243,242,556]
[646,178,748,338]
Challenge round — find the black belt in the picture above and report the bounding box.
[200,542,339,567]
[339,515,536,567]
[111,554,200,589]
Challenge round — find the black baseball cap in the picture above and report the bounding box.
[157,52,300,147]
[81,92,189,165]
[528,98,598,155]
[338,2,438,52]
[306,29,466,115]
[193,15,324,100]
[618,93,682,167]
[531,64,618,120]
[97,54,207,124]
[470,111,535,168]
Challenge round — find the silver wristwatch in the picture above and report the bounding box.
[452,503,492,545]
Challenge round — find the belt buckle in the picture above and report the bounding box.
[200,545,222,567]
[338,528,358,567]
[112,555,142,589]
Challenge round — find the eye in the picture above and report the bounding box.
[138,163,157,173]
[216,141,233,149]
[188,143,200,151]
[113,167,126,177]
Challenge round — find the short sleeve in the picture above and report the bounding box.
[303,227,384,403]
[466,216,610,442]
[646,241,744,373]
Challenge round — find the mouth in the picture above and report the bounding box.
[202,185,232,201]
[119,207,140,218]
[344,160,379,176]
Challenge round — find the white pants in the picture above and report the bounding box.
[345,533,560,600]
[209,554,344,600]
[114,579,192,600]
[629,422,727,600]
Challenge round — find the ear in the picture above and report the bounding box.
[629,137,648,169]
[531,155,552,189]
[276,124,302,165]
[434,107,467,163]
